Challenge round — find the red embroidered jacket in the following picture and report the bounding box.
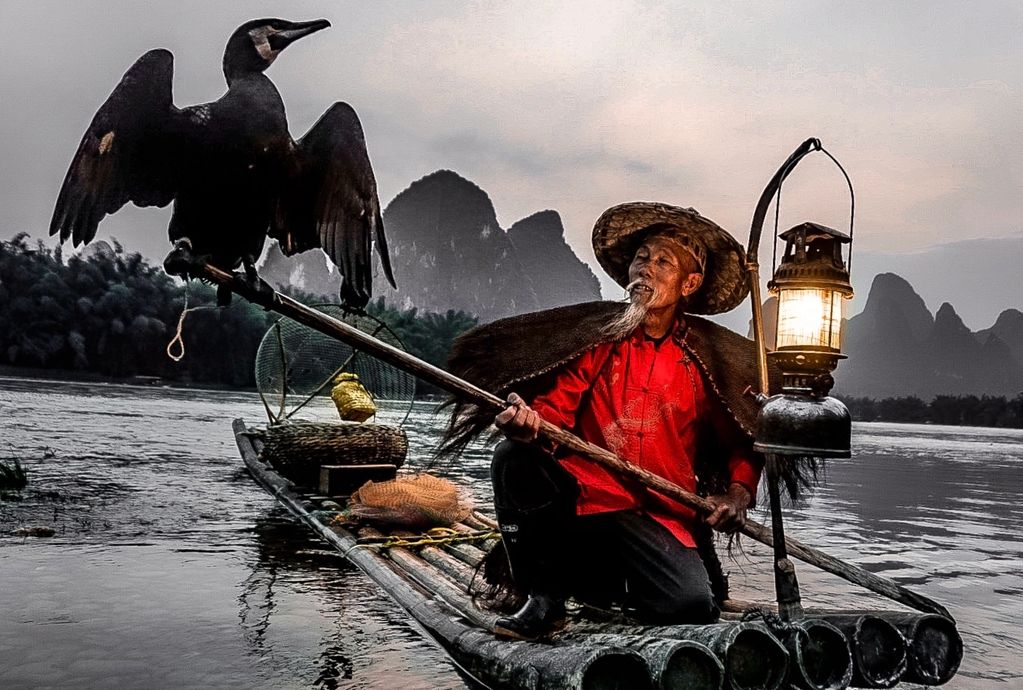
[530,326,761,547]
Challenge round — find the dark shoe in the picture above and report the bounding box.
[493,594,567,640]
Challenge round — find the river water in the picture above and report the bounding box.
[0,376,1019,688]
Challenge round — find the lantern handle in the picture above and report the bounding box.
[746,137,823,396]
[764,145,856,278]
[815,147,855,276]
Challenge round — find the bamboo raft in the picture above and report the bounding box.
[234,418,962,690]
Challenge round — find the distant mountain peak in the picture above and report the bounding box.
[935,301,956,316]
[418,168,475,185]
[933,302,968,331]
[391,169,495,215]
[864,272,923,304]
[370,169,600,321]
[837,271,1023,398]
[507,210,601,311]
[992,308,1023,329]
[508,210,566,243]
[854,272,933,343]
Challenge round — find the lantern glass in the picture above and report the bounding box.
[775,287,845,351]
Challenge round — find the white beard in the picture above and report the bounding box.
[601,280,655,341]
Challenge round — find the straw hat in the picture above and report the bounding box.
[592,201,749,315]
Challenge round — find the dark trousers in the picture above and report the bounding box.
[491,440,718,624]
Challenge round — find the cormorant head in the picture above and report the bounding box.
[223,18,331,82]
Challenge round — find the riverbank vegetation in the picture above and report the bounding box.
[0,234,476,391]
[842,394,1023,428]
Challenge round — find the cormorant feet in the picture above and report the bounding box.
[239,271,276,301]
[217,272,274,308]
[492,594,567,641]
[163,239,195,277]
[163,239,212,280]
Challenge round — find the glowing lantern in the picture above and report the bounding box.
[770,222,853,383]
[755,221,854,460]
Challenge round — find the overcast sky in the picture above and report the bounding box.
[2,1,1020,321]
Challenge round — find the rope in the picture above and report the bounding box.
[166,283,216,362]
[338,526,501,557]
[741,606,805,639]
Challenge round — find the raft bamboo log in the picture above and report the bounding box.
[780,618,853,690]
[235,419,655,690]
[816,612,961,687]
[388,528,479,591]
[555,633,724,690]
[439,540,487,569]
[879,612,961,686]
[569,621,789,690]
[209,265,949,619]
[359,525,498,630]
[466,511,500,531]
[723,601,958,688]
[815,615,908,688]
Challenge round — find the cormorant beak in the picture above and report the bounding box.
[269,19,331,51]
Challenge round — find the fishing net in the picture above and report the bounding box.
[347,474,473,528]
[254,305,416,426]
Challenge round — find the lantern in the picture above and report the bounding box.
[755,223,854,459]
[771,222,853,385]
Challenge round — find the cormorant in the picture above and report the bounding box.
[50,18,396,308]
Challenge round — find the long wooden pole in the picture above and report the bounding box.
[205,264,950,618]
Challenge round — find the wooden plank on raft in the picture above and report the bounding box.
[319,463,397,496]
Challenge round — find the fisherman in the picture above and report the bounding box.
[443,202,775,640]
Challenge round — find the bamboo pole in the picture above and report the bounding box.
[208,265,949,619]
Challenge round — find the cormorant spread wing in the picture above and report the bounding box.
[50,49,192,247]
[273,102,396,308]
[50,18,393,309]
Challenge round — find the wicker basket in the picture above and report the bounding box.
[259,422,408,487]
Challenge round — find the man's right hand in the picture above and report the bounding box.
[494,392,541,442]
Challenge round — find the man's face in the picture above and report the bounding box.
[627,235,703,310]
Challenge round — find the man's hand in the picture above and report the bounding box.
[705,483,752,533]
[494,392,541,443]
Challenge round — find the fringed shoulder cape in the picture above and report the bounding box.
[440,301,781,484]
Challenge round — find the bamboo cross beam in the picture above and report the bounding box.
[204,264,950,619]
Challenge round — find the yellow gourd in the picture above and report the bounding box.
[330,372,376,422]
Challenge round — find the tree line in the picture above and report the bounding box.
[842,394,1023,428]
[0,234,477,391]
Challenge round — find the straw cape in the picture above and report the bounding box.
[440,301,782,494]
[592,201,749,315]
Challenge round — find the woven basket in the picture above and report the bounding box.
[260,422,408,487]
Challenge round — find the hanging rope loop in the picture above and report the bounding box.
[166,282,216,362]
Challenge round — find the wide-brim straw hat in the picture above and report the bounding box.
[592,201,750,315]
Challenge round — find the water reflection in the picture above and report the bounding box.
[0,378,1021,688]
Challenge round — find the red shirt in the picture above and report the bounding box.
[531,326,761,547]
